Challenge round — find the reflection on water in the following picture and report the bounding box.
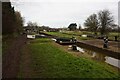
[84,50,106,61]
[69,45,120,69]
[77,47,84,53]
[91,52,96,57]
[40,34,45,37]
[51,38,57,41]
[105,57,120,68]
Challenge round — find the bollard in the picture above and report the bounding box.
[72,45,77,50]
[103,43,107,48]
[103,37,108,48]
[115,36,117,41]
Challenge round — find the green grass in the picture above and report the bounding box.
[107,32,119,41]
[62,31,93,35]
[27,38,119,78]
[45,32,93,41]
[109,32,119,36]
[45,32,72,38]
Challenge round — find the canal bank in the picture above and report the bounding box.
[76,41,120,60]
[39,32,120,59]
[22,38,119,78]
[37,32,120,69]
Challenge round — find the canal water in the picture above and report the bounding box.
[69,45,120,69]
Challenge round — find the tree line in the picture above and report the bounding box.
[84,9,118,35]
[68,9,119,36]
[2,2,24,35]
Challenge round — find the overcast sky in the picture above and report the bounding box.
[11,0,119,28]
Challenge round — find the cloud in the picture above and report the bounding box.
[12,1,118,28]
[10,0,119,2]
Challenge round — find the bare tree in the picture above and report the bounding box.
[27,21,38,33]
[84,14,99,35]
[98,9,114,35]
[27,21,37,27]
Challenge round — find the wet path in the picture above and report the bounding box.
[18,43,34,78]
[83,39,120,53]
[2,35,27,78]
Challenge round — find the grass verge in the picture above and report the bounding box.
[27,38,119,78]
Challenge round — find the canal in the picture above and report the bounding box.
[75,45,120,69]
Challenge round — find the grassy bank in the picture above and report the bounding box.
[45,32,72,38]
[44,31,119,41]
[24,38,119,78]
